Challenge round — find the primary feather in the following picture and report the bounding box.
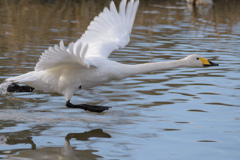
[35,0,139,70]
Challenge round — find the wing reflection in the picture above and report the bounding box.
[65,129,111,141]
[3,129,111,160]
[3,136,36,150]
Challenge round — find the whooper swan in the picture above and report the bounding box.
[4,0,218,112]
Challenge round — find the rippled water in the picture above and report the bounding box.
[0,0,240,159]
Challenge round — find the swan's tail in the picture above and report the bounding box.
[0,71,38,94]
[5,71,38,84]
[0,81,12,94]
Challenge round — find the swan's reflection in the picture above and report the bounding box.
[5,129,111,160]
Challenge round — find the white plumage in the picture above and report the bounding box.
[7,0,139,100]
[5,0,218,112]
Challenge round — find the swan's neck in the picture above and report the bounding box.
[114,59,186,80]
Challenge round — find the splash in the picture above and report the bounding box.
[0,81,12,95]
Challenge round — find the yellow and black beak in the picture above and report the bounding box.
[200,58,219,67]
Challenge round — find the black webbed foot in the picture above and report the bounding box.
[7,83,35,92]
[66,100,111,113]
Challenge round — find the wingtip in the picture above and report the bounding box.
[59,40,65,49]
[72,0,140,63]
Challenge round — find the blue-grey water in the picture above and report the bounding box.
[0,0,240,159]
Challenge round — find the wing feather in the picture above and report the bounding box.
[80,0,139,60]
[35,0,139,71]
[35,40,89,71]
[119,0,127,22]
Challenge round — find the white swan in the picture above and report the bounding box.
[5,0,218,112]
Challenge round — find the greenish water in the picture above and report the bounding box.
[0,0,240,159]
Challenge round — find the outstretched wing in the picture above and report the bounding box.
[35,40,89,71]
[79,0,139,60]
[35,0,139,71]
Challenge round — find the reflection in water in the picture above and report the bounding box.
[186,0,213,4]
[2,136,36,150]
[2,129,111,160]
[186,0,213,18]
[65,129,111,141]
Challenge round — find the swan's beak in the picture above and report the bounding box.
[200,58,219,67]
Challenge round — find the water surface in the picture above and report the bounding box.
[0,0,240,159]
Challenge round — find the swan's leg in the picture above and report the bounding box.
[7,83,35,92]
[66,100,111,113]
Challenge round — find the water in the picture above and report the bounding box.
[0,0,240,159]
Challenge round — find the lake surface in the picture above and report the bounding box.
[0,0,240,159]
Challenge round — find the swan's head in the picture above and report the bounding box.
[183,54,219,67]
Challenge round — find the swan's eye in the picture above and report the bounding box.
[196,57,199,60]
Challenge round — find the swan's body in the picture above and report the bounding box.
[5,0,218,112]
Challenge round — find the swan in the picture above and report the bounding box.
[4,0,218,112]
